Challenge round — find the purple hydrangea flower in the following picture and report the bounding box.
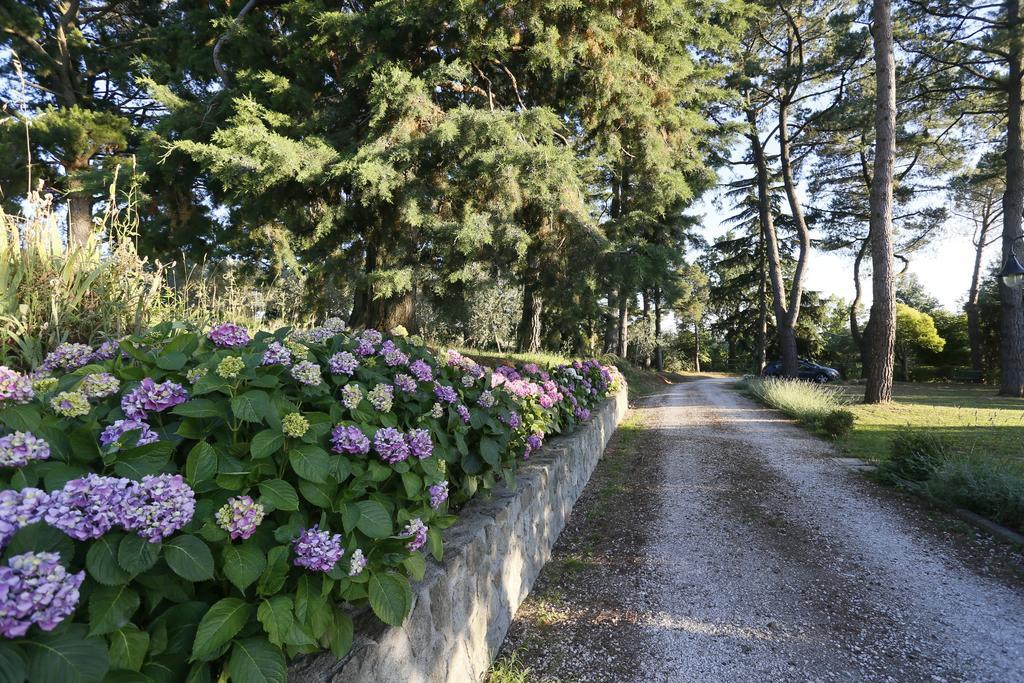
[44,474,134,541]
[434,383,458,404]
[355,339,376,356]
[409,360,433,382]
[0,368,34,406]
[330,425,371,455]
[120,378,188,420]
[428,481,449,509]
[215,495,265,540]
[501,411,522,429]
[120,474,196,543]
[0,432,51,468]
[291,361,322,387]
[292,524,344,572]
[89,339,120,362]
[393,373,417,393]
[208,322,250,348]
[456,404,471,424]
[100,419,159,449]
[0,489,50,548]
[328,351,359,375]
[575,407,591,421]
[261,341,293,366]
[361,329,383,345]
[477,391,496,408]
[0,551,84,638]
[402,518,428,552]
[524,432,544,459]
[406,428,433,459]
[383,348,409,367]
[539,393,555,409]
[41,343,93,372]
[374,427,410,464]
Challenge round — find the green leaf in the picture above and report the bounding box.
[0,642,26,683]
[479,436,501,467]
[355,500,392,538]
[164,535,214,581]
[24,625,109,683]
[222,543,266,593]
[427,526,443,562]
[230,390,271,423]
[258,479,298,511]
[108,625,150,672]
[400,471,422,497]
[191,598,253,662]
[172,399,224,419]
[256,597,294,648]
[250,430,283,459]
[403,552,426,582]
[328,609,353,659]
[88,585,140,635]
[225,638,285,683]
[4,522,74,564]
[156,352,188,371]
[256,546,290,596]
[368,572,412,627]
[85,534,130,586]
[118,534,161,575]
[0,405,41,433]
[289,444,331,483]
[185,441,218,485]
[191,373,229,396]
[152,601,207,655]
[298,479,335,508]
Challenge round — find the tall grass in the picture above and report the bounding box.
[0,172,318,369]
[738,377,855,438]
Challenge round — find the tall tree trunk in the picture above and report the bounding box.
[967,205,995,376]
[747,108,798,377]
[517,282,543,353]
[353,223,416,331]
[865,0,897,404]
[616,293,629,358]
[851,238,870,377]
[1001,0,1024,396]
[653,286,664,371]
[641,290,651,368]
[67,193,92,247]
[693,319,701,372]
[755,232,768,373]
[602,289,619,354]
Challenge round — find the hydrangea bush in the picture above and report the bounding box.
[0,322,621,682]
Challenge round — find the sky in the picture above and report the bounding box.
[691,186,999,314]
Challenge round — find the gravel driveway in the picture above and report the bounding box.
[493,378,1024,683]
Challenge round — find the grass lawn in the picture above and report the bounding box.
[836,382,1024,463]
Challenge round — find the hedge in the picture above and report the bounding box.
[0,319,621,682]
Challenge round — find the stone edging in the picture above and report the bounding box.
[289,386,629,682]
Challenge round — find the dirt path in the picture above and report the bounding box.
[493,379,1024,683]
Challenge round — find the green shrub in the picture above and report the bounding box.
[880,430,952,482]
[924,454,1024,532]
[0,322,622,681]
[819,409,856,439]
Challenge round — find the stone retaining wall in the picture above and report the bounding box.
[289,385,629,682]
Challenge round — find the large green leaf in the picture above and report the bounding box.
[288,444,331,484]
[256,597,294,648]
[258,479,298,511]
[367,572,411,627]
[4,522,74,564]
[163,535,214,581]
[108,625,150,672]
[88,584,140,635]
[118,534,161,575]
[85,534,130,586]
[0,642,26,683]
[355,500,392,539]
[24,625,109,683]
[191,598,253,662]
[225,638,285,683]
[230,390,270,423]
[222,543,266,593]
[256,546,290,596]
[185,441,218,485]
[250,430,283,460]
[479,436,501,467]
[172,399,224,419]
[0,405,41,432]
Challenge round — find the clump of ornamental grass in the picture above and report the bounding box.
[740,377,853,437]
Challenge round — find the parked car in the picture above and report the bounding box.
[761,359,840,383]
